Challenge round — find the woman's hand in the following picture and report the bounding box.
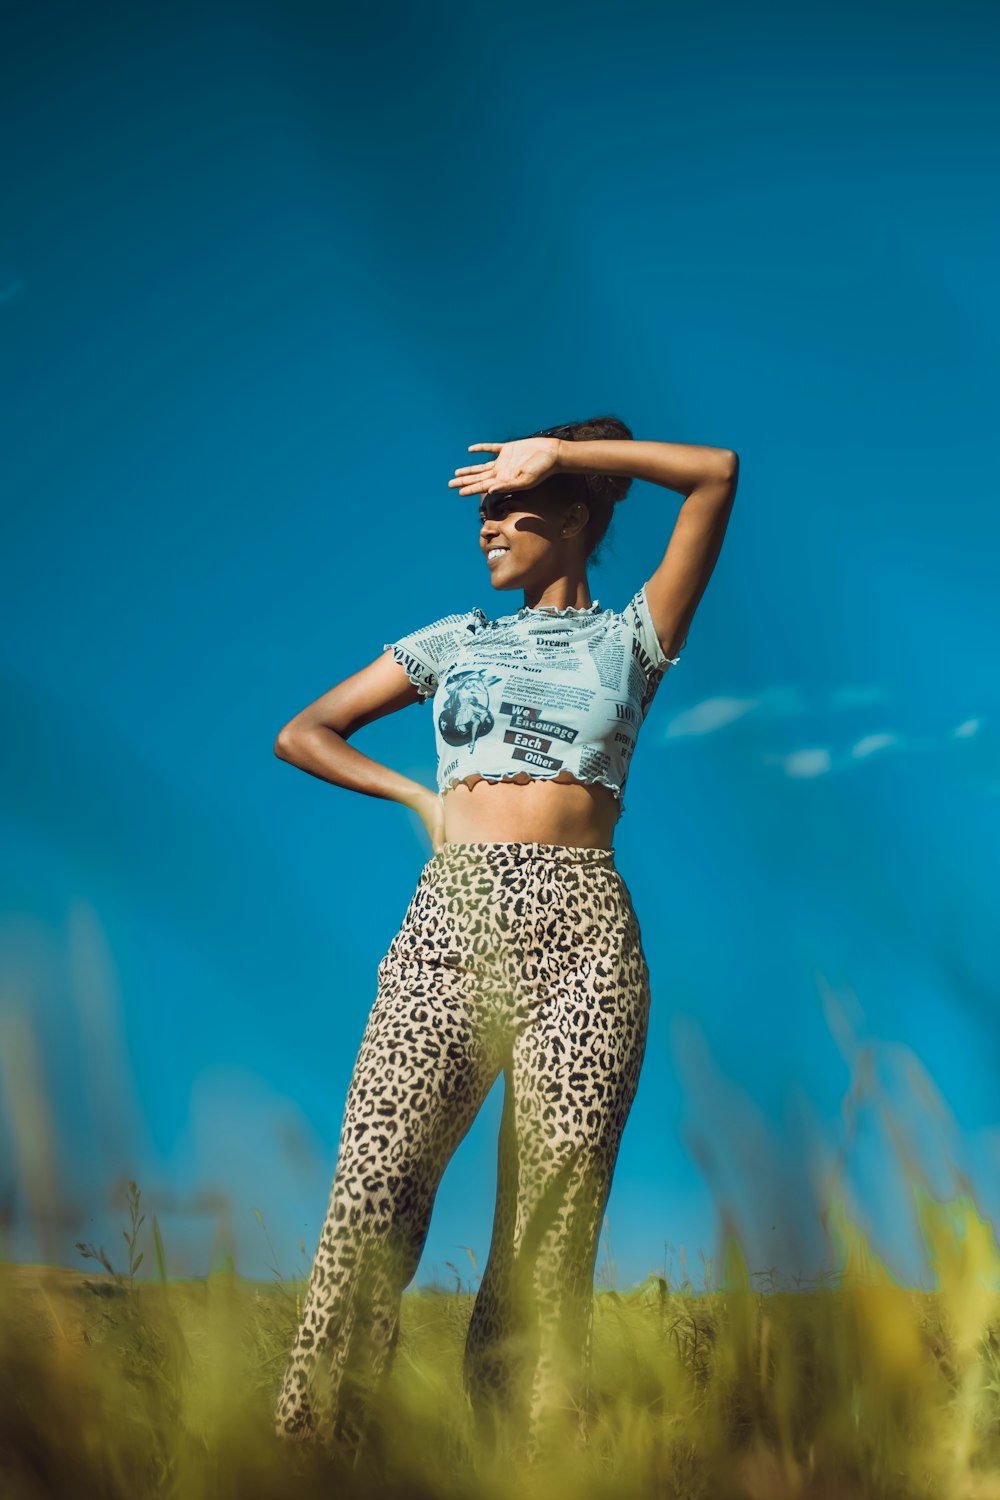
[411,786,446,854]
[449,437,562,498]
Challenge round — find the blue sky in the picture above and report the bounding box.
[1,0,997,1291]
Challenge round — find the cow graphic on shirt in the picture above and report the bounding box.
[438,667,503,750]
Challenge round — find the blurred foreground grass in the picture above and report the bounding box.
[4,1187,1000,1500]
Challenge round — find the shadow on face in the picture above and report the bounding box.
[479,488,583,591]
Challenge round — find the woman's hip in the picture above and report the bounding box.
[380,841,647,982]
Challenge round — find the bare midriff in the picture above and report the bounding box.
[439,773,619,850]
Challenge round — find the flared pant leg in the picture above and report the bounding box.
[272,872,504,1452]
[462,850,651,1454]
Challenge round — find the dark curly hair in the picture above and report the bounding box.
[510,414,633,567]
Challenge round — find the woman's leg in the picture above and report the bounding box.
[274,866,502,1453]
[463,854,651,1454]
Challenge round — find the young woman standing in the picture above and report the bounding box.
[272,416,738,1457]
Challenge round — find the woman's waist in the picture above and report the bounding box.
[430,839,618,872]
[439,771,619,850]
[410,837,640,954]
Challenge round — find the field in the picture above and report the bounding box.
[3,1186,1000,1499]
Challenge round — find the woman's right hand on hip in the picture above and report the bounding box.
[412,787,446,854]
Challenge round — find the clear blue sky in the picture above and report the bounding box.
[1,0,997,1291]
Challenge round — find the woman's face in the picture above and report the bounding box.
[478,487,581,592]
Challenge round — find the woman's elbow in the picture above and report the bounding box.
[274,725,302,761]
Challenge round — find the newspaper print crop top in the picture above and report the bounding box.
[383,585,685,818]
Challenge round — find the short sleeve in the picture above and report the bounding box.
[382,609,481,702]
[624,583,686,673]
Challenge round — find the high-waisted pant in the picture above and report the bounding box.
[273,839,652,1454]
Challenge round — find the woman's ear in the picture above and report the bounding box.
[562,501,589,538]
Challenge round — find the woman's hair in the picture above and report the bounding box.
[515,414,633,566]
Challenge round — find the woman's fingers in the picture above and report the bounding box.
[452,480,497,496]
[450,471,546,494]
[449,462,497,494]
[449,466,495,487]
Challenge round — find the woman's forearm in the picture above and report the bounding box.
[556,438,736,496]
[275,726,431,810]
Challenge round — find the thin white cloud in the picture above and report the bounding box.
[663,682,889,740]
[762,719,987,779]
[665,696,761,739]
[762,748,834,778]
[850,732,900,759]
[660,682,987,788]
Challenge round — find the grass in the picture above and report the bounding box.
[3,1184,1000,1499]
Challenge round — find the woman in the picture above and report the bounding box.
[272,415,738,1457]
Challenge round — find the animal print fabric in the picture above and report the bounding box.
[272,839,652,1457]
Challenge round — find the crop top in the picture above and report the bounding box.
[383,585,685,818]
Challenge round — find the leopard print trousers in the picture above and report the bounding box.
[272,839,651,1456]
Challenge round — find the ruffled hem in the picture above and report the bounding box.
[382,643,435,700]
[515,599,604,619]
[440,767,625,810]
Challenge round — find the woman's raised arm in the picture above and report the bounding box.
[558,438,739,662]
